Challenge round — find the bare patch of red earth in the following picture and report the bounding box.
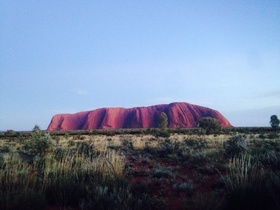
[127,156,222,210]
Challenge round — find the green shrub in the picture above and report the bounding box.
[122,139,134,150]
[213,176,230,189]
[224,135,246,157]
[154,139,180,158]
[259,133,266,139]
[184,139,207,150]
[198,117,221,134]
[268,132,278,139]
[178,181,194,195]
[187,152,209,168]
[252,140,280,171]
[22,133,56,157]
[155,130,170,138]
[0,145,10,153]
[152,168,173,179]
[4,130,15,137]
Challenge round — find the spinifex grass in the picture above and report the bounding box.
[227,153,259,191]
[0,154,46,210]
[0,148,127,209]
[225,152,274,210]
[42,151,90,207]
[42,148,126,207]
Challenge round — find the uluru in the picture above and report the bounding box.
[47,102,232,131]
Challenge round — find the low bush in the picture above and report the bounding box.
[155,130,171,138]
[178,181,195,195]
[0,145,10,153]
[22,133,56,157]
[224,135,246,157]
[268,132,278,139]
[152,168,173,179]
[153,139,176,158]
[213,176,230,189]
[259,133,266,139]
[184,139,207,150]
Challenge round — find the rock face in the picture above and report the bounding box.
[47,102,232,130]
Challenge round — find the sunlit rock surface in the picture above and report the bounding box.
[47,102,232,130]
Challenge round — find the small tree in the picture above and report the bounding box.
[32,125,41,133]
[5,129,14,136]
[270,115,279,130]
[158,112,168,130]
[198,117,220,134]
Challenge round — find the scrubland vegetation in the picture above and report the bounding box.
[0,127,280,210]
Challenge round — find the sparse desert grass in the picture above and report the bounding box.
[0,127,279,209]
[0,153,47,210]
[0,129,168,209]
[0,145,154,209]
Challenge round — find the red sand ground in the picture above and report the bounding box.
[126,155,222,210]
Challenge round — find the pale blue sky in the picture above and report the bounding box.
[1,0,280,131]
